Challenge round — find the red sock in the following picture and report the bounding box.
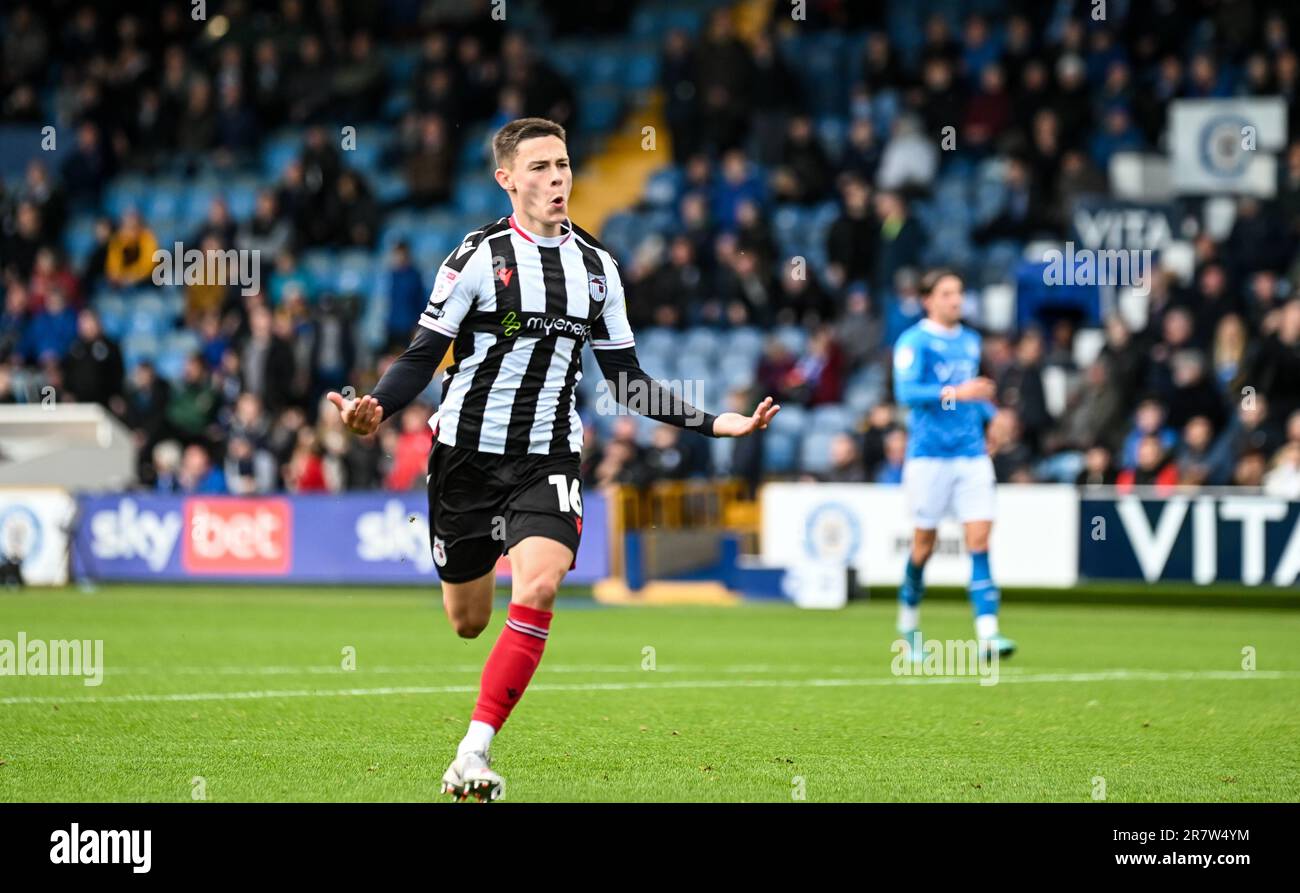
[471,603,552,730]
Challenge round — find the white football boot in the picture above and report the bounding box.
[441,750,505,802]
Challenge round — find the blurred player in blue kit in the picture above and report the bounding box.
[892,269,1016,660]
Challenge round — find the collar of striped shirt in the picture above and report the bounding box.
[508,214,573,247]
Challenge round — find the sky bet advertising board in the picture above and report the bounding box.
[73,492,608,585]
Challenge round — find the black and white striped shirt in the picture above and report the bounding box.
[372,214,713,457]
[422,214,631,455]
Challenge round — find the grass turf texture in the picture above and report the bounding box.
[1,585,1297,802]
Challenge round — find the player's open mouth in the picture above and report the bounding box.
[550,196,565,208]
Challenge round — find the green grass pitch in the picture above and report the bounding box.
[1,585,1297,802]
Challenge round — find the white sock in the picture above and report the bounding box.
[897,604,920,633]
[458,720,496,757]
[975,614,999,641]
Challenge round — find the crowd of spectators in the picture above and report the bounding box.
[3,1,1300,499]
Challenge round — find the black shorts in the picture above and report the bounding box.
[425,439,584,583]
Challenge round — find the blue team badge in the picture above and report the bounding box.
[0,504,42,567]
[803,502,861,564]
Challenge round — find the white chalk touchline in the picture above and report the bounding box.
[1,670,1296,706]
[87,664,1099,677]
[100,664,799,676]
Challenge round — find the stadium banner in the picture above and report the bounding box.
[760,484,1078,588]
[1169,98,1288,196]
[72,491,609,585]
[1069,197,1177,253]
[0,488,77,586]
[1080,493,1300,585]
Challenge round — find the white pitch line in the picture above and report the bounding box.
[87,664,1098,677]
[99,664,788,676]
[1,669,1296,706]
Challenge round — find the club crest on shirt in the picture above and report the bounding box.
[428,270,457,315]
[588,272,607,302]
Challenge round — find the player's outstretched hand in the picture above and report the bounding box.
[711,396,781,437]
[327,391,385,436]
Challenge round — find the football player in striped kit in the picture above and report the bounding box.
[328,118,779,800]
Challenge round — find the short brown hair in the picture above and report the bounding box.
[492,117,567,169]
[920,267,962,296]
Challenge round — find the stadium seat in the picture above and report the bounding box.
[455,180,507,218]
[762,430,799,474]
[261,134,302,179]
[642,167,682,207]
[721,326,764,361]
[623,52,659,90]
[809,404,854,435]
[767,403,806,436]
[773,325,807,356]
[103,177,149,219]
[680,328,720,365]
[373,172,411,205]
[143,180,186,220]
[299,249,336,286]
[717,353,757,392]
[63,216,100,266]
[800,430,837,475]
[224,179,261,220]
[122,332,160,369]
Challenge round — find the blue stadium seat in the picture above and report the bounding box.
[623,52,659,90]
[335,251,379,296]
[643,167,681,207]
[373,172,410,205]
[773,325,807,356]
[149,216,184,245]
[94,293,128,339]
[675,357,713,394]
[809,404,854,435]
[767,402,806,436]
[225,179,261,220]
[717,353,756,391]
[144,180,186,220]
[681,328,720,365]
[158,288,185,322]
[721,326,764,361]
[183,183,222,228]
[103,177,149,219]
[122,332,160,369]
[800,430,838,475]
[587,51,623,87]
[455,180,507,217]
[580,88,623,133]
[300,250,337,288]
[63,216,100,266]
[637,327,677,358]
[710,436,734,476]
[261,134,301,179]
[763,430,799,474]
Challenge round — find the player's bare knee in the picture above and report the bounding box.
[514,573,559,612]
[449,613,489,638]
